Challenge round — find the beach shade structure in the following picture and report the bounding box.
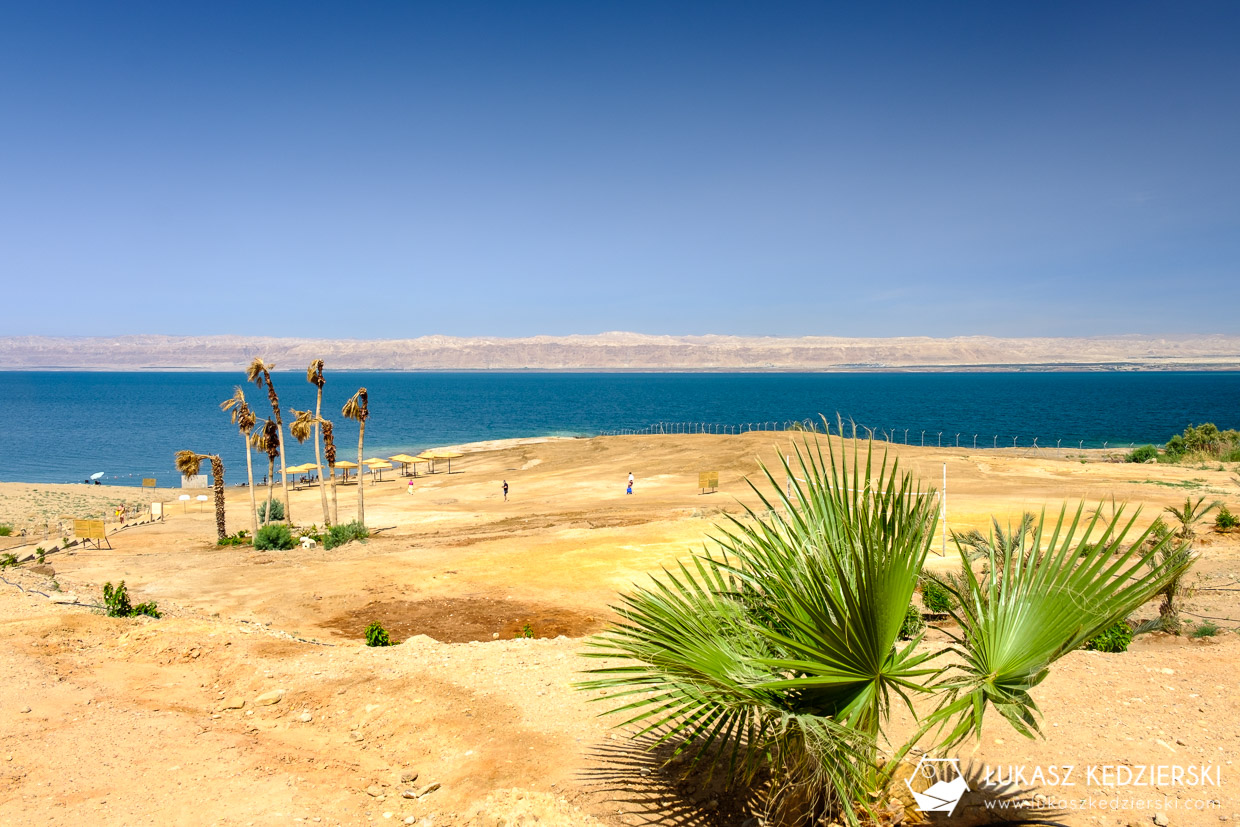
[424,450,464,473]
[195,493,209,512]
[335,459,358,482]
[388,453,420,476]
[90,472,105,481]
[364,458,393,482]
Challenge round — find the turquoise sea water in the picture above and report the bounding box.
[0,371,1237,485]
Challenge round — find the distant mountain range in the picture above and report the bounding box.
[2,333,1239,371]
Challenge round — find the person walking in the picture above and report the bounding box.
[502,480,509,501]
[628,471,635,492]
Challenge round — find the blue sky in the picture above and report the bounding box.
[1,2,1237,337]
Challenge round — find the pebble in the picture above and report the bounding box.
[366,784,383,797]
[401,790,417,800]
[223,698,245,710]
[1154,814,1170,827]
[383,812,393,819]
[418,782,441,797]
[255,689,285,706]
[349,731,365,742]
[404,818,415,825]
[400,770,419,784]
[298,712,313,723]
[19,706,31,714]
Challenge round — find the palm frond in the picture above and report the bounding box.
[289,408,314,443]
[342,388,369,422]
[307,359,325,387]
[174,450,204,476]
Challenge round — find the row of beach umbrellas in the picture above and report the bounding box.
[284,450,463,483]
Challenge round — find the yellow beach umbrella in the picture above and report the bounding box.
[335,459,358,482]
[424,450,464,473]
[388,453,420,476]
[364,458,393,482]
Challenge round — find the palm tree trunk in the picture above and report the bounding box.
[314,390,330,526]
[266,458,276,525]
[244,437,258,537]
[265,374,292,525]
[328,464,339,524]
[210,456,226,540]
[356,421,366,526]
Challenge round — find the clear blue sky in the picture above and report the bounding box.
[1,2,1237,337]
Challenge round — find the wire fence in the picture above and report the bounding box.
[597,420,1147,456]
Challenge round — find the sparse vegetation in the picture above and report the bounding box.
[253,523,296,551]
[1127,444,1158,463]
[1214,505,1239,531]
[1084,621,1134,653]
[1163,423,1240,462]
[216,530,251,547]
[101,581,161,618]
[1190,621,1221,639]
[364,621,395,647]
[518,622,535,639]
[324,520,368,550]
[0,523,12,536]
[919,575,956,613]
[0,553,18,570]
[35,547,46,564]
[256,499,285,523]
[899,603,925,639]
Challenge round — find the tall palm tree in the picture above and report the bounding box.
[306,360,331,526]
[249,418,281,525]
[174,451,226,540]
[220,386,259,538]
[322,417,339,525]
[342,388,369,526]
[246,358,292,525]
[581,436,1191,825]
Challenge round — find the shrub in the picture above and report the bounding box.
[517,622,536,639]
[0,553,18,569]
[257,499,286,522]
[216,530,252,547]
[325,520,369,550]
[253,523,296,551]
[1127,445,1158,463]
[919,576,956,613]
[101,581,161,618]
[364,621,395,647]
[1215,505,1239,531]
[0,524,12,536]
[1083,621,1133,653]
[899,603,925,640]
[1190,621,1221,639]
[35,547,46,564]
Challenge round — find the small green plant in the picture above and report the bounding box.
[1127,445,1158,463]
[216,530,252,547]
[364,621,395,647]
[324,520,369,550]
[257,499,286,522]
[253,523,296,551]
[899,603,925,640]
[0,553,18,570]
[0,524,13,536]
[1215,505,1239,531]
[1190,621,1221,639]
[919,576,956,613]
[49,579,61,592]
[518,622,535,639]
[1084,620,1134,652]
[101,581,161,618]
[35,547,46,564]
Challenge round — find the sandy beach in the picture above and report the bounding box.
[1,432,1238,825]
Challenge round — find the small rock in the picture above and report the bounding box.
[366,784,384,797]
[417,782,441,797]
[49,593,79,604]
[383,813,393,819]
[298,712,313,723]
[349,731,365,742]
[223,698,245,710]
[1154,814,1169,827]
[19,706,31,714]
[404,818,416,825]
[400,770,419,784]
[255,689,284,706]
[401,790,417,799]
[492,632,499,639]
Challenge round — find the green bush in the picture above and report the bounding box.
[1215,505,1239,531]
[1084,621,1133,653]
[1190,621,1221,639]
[919,577,956,613]
[325,520,369,550]
[253,523,296,551]
[1127,445,1158,463]
[35,547,46,564]
[364,621,395,647]
[101,581,161,618]
[0,524,12,537]
[257,499,286,522]
[899,603,925,640]
[216,529,252,547]
[0,553,17,570]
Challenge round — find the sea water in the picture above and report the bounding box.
[0,371,1237,485]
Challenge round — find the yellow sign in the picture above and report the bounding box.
[142,478,157,488]
[73,519,106,540]
[698,471,719,491]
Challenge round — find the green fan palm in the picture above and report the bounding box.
[581,435,1190,825]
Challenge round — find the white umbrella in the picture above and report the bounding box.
[90,472,105,480]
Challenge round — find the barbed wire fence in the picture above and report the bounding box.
[597,419,1144,458]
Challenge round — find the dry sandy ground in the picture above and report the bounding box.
[1,433,1238,826]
